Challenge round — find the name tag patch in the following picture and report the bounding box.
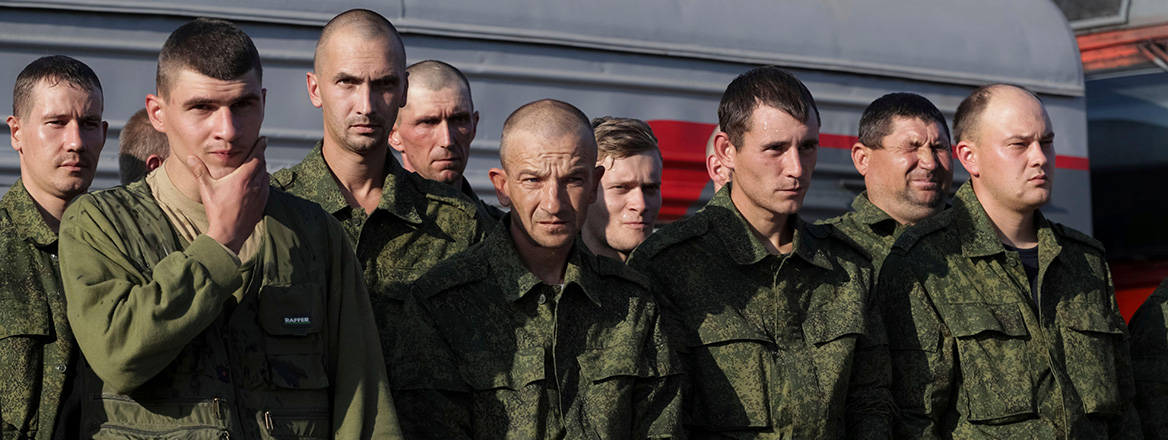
[284,316,312,326]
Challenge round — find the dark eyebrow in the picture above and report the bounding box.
[181,97,218,108]
[333,72,362,84]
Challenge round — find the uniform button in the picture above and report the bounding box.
[55,364,66,373]
[537,293,547,305]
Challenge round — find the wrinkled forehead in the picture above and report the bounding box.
[503,127,596,170]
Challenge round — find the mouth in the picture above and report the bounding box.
[349,124,381,134]
[1029,175,1049,184]
[910,179,940,190]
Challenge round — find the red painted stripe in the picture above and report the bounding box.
[1055,155,1090,171]
[820,133,858,149]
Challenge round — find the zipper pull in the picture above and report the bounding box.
[264,410,274,432]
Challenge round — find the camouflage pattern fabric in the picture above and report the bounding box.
[818,191,903,275]
[459,176,506,222]
[1129,278,1168,439]
[877,181,1141,439]
[628,184,893,439]
[272,141,491,394]
[393,217,684,439]
[0,180,76,440]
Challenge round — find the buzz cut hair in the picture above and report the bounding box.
[12,55,103,118]
[156,18,262,98]
[590,116,660,162]
[857,92,950,148]
[500,99,595,168]
[314,9,401,72]
[953,83,1041,143]
[407,60,472,99]
[118,108,169,184]
[718,65,819,148]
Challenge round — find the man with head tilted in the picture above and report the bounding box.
[58,18,398,438]
[1,55,106,439]
[581,116,663,262]
[389,59,504,220]
[395,99,682,438]
[822,92,952,273]
[272,11,490,388]
[628,66,892,438]
[878,84,1140,438]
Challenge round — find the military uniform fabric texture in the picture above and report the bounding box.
[818,191,904,276]
[1129,278,1168,439]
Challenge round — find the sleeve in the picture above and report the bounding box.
[635,303,685,439]
[846,265,894,440]
[324,219,402,439]
[876,254,955,440]
[391,292,472,440]
[1103,263,1146,440]
[59,196,243,393]
[1130,282,1168,439]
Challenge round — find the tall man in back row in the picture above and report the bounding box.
[272,9,491,407]
[878,84,1141,438]
[389,59,504,220]
[629,66,892,438]
[822,92,953,273]
[59,18,397,438]
[1,55,106,439]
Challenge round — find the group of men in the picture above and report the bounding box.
[3,6,1167,440]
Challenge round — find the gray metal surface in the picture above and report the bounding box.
[0,1,1092,232]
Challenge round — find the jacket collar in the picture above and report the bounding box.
[2,179,57,247]
[297,141,423,224]
[707,183,832,270]
[487,215,602,307]
[953,181,1061,259]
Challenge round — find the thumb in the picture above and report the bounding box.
[186,155,212,184]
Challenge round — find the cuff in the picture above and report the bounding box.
[187,234,244,291]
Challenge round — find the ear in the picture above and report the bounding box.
[7,115,22,154]
[470,110,480,137]
[954,140,979,177]
[851,142,871,177]
[585,164,606,205]
[713,131,736,171]
[399,72,409,109]
[306,72,323,109]
[145,94,166,133]
[388,125,406,153]
[145,154,163,171]
[488,167,511,207]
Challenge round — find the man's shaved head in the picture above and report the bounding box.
[314,9,404,72]
[953,83,1042,144]
[499,99,595,169]
[407,60,472,99]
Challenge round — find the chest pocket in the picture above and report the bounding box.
[577,346,654,438]
[259,284,328,390]
[460,347,546,438]
[0,297,52,433]
[943,302,1036,423]
[1058,301,1125,416]
[803,301,867,413]
[687,315,773,430]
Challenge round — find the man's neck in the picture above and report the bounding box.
[730,186,795,254]
[511,219,571,285]
[163,159,203,203]
[23,183,67,234]
[973,185,1039,248]
[581,229,623,262]
[321,137,386,214]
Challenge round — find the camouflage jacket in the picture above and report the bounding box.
[1128,278,1168,439]
[878,182,1140,439]
[394,217,684,439]
[0,180,76,440]
[59,179,398,439]
[628,184,892,439]
[819,191,903,275]
[272,142,491,387]
[459,176,506,222]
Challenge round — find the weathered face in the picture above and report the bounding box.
[491,130,601,252]
[150,68,265,180]
[961,90,1054,212]
[309,33,407,156]
[862,116,953,223]
[723,104,818,217]
[390,85,478,184]
[583,151,662,257]
[8,80,107,201]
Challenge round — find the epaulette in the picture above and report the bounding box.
[411,245,491,299]
[821,222,873,260]
[890,209,953,254]
[816,212,847,226]
[1051,222,1105,253]
[408,173,479,217]
[630,213,709,260]
[589,253,651,291]
[269,166,296,190]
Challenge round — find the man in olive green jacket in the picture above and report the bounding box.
[271,11,491,398]
[396,99,683,438]
[1,55,107,440]
[59,19,397,438]
[1128,278,1168,438]
[820,92,953,274]
[878,84,1140,438]
[629,66,892,439]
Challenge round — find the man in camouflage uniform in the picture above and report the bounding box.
[878,84,1141,438]
[389,59,505,221]
[271,10,491,395]
[1,55,106,440]
[395,99,683,438]
[59,19,397,438]
[1128,278,1168,438]
[582,116,662,262]
[821,92,953,273]
[629,66,892,438]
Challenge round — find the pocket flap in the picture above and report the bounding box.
[803,302,865,344]
[0,297,51,339]
[945,302,1029,338]
[462,347,545,391]
[578,347,653,381]
[1059,302,1124,335]
[259,284,323,336]
[694,312,770,347]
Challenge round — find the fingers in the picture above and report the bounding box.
[186,155,211,184]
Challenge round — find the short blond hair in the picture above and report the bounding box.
[591,116,659,162]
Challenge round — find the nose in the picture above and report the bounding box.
[437,119,454,147]
[626,187,645,213]
[1029,141,1050,168]
[213,107,240,142]
[63,120,84,152]
[784,148,805,179]
[356,83,376,116]
[917,147,938,170]
[541,180,568,214]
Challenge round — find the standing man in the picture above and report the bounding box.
[118,108,169,184]
[59,18,397,438]
[822,92,952,273]
[879,84,1140,438]
[1129,279,1168,438]
[396,99,682,438]
[272,9,490,406]
[2,55,106,440]
[389,59,504,220]
[582,116,662,261]
[629,66,891,438]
